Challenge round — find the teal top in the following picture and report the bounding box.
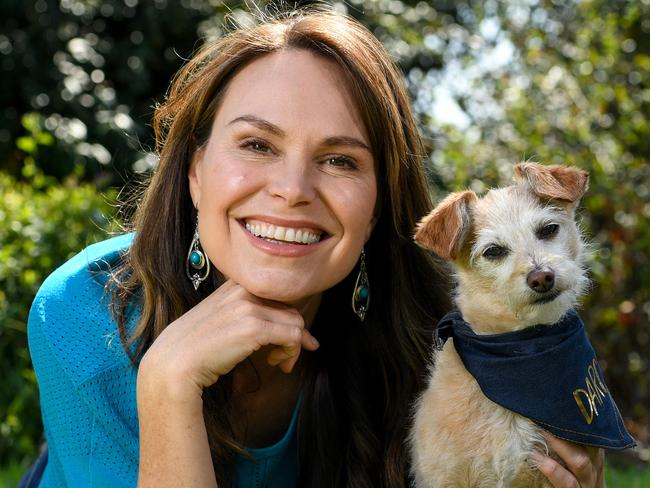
[27,233,299,487]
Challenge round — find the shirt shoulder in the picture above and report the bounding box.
[28,233,137,385]
[37,232,134,296]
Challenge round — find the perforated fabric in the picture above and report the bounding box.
[28,234,299,487]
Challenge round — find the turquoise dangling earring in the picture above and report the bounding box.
[352,248,370,321]
[186,214,210,290]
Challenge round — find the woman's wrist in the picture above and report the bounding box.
[137,353,217,488]
[137,350,207,408]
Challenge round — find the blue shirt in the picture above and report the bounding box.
[28,233,299,487]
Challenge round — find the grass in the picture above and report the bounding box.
[1,460,649,487]
[605,463,650,487]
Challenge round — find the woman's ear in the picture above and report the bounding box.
[188,149,204,208]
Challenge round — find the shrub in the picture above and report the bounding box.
[0,170,117,465]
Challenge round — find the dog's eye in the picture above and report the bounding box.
[537,223,560,240]
[482,245,509,259]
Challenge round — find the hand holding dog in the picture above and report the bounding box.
[533,434,605,488]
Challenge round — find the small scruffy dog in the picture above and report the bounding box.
[409,163,591,488]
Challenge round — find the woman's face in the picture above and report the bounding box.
[189,48,377,307]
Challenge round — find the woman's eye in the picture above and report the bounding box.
[536,223,559,240]
[482,245,509,260]
[325,156,357,169]
[242,139,271,153]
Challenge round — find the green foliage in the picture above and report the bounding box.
[1,0,248,185]
[0,459,24,488]
[605,463,650,487]
[0,170,116,465]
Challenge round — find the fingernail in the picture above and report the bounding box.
[311,336,320,348]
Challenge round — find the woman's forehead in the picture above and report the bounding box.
[212,48,370,145]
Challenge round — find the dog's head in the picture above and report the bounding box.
[415,163,590,331]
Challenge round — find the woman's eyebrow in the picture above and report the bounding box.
[321,136,371,153]
[227,114,371,153]
[228,114,284,136]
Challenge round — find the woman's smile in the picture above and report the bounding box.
[237,217,332,258]
[242,217,328,245]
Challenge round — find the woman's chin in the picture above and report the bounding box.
[239,280,315,306]
[223,265,331,304]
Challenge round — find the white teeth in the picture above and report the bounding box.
[302,231,318,244]
[244,220,323,244]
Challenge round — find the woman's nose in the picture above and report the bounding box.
[266,158,317,207]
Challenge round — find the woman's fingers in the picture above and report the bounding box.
[266,328,320,372]
[242,301,319,373]
[144,279,320,391]
[547,433,603,487]
[531,452,579,488]
[242,293,319,372]
[531,433,605,488]
[275,329,320,373]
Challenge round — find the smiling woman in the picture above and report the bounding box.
[25,6,450,488]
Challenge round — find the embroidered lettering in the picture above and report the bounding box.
[573,359,608,424]
[573,389,594,424]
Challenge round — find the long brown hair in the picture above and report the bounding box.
[109,6,450,487]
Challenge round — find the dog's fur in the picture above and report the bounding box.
[409,163,590,487]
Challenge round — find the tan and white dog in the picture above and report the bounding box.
[409,163,590,488]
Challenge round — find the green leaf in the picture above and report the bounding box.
[16,137,36,155]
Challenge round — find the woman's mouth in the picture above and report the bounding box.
[242,219,327,245]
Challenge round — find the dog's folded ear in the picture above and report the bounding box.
[414,190,476,260]
[514,162,589,204]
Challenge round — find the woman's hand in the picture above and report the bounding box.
[136,279,320,487]
[532,433,605,487]
[138,278,320,398]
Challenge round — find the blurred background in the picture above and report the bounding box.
[1,0,648,484]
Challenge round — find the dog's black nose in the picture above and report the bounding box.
[527,269,555,293]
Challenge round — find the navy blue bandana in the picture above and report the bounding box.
[436,309,636,450]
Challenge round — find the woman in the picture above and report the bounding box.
[27,6,604,487]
